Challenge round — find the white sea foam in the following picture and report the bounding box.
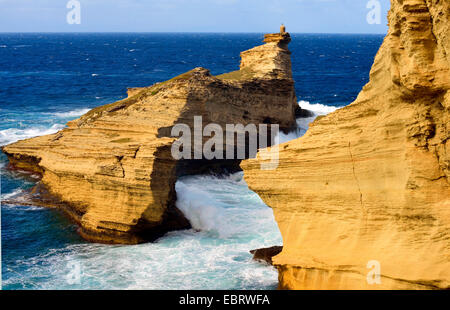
[1,189,23,200]
[52,108,91,118]
[0,189,46,212]
[0,108,88,145]
[0,123,65,146]
[176,181,227,237]
[3,173,281,290]
[1,203,45,211]
[298,100,338,115]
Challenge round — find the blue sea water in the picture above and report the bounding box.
[0,33,384,290]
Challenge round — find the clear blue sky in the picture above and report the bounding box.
[0,0,390,33]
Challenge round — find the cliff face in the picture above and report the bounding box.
[242,0,450,289]
[2,33,297,244]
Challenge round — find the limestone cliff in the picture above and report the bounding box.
[242,0,450,289]
[2,33,297,244]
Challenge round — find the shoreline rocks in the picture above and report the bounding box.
[250,246,283,265]
[242,0,450,289]
[2,32,298,244]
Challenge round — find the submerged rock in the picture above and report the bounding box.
[2,32,298,244]
[294,106,315,118]
[242,0,450,289]
[250,246,283,265]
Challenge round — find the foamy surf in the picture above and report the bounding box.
[175,173,277,239]
[298,100,338,115]
[2,173,281,290]
[52,108,91,118]
[0,108,91,146]
[176,181,227,236]
[0,123,65,146]
[1,189,23,200]
[1,205,46,212]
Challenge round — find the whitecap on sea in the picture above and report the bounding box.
[51,108,91,118]
[0,123,65,146]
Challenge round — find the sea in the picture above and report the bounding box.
[0,33,383,290]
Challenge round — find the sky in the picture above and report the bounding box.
[0,0,391,33]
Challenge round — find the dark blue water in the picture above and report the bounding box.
[0,33,384,289]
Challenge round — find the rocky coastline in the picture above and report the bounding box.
[2,0,449,290]
[242,0,450,289]
[2,32,298,244]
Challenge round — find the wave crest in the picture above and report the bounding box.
[52,108,91,118]
[0,124,64,146]
[298,100,338,115]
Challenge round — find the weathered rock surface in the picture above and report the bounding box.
[2,33,297,244]
[242,0,450,289]
[250,246,283,265]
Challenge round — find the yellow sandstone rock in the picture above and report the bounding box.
[2,33,297,244]
[242,0,450,289]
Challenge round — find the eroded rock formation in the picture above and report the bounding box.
[242,0,450,289]
[2,33,297,244]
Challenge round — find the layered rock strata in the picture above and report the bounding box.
[242,0,450,289]
[2,33,297,244]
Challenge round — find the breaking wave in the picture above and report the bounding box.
[1,189,23,200]
[298,100,338,115]
[0,124,65,146]
[52,108,91,118]
[2,173,281,289]
[0,108,91,146]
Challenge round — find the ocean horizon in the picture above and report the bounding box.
[0,32,387,35]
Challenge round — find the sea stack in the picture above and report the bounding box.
[2,31,298,244]
[242,0,450,289]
